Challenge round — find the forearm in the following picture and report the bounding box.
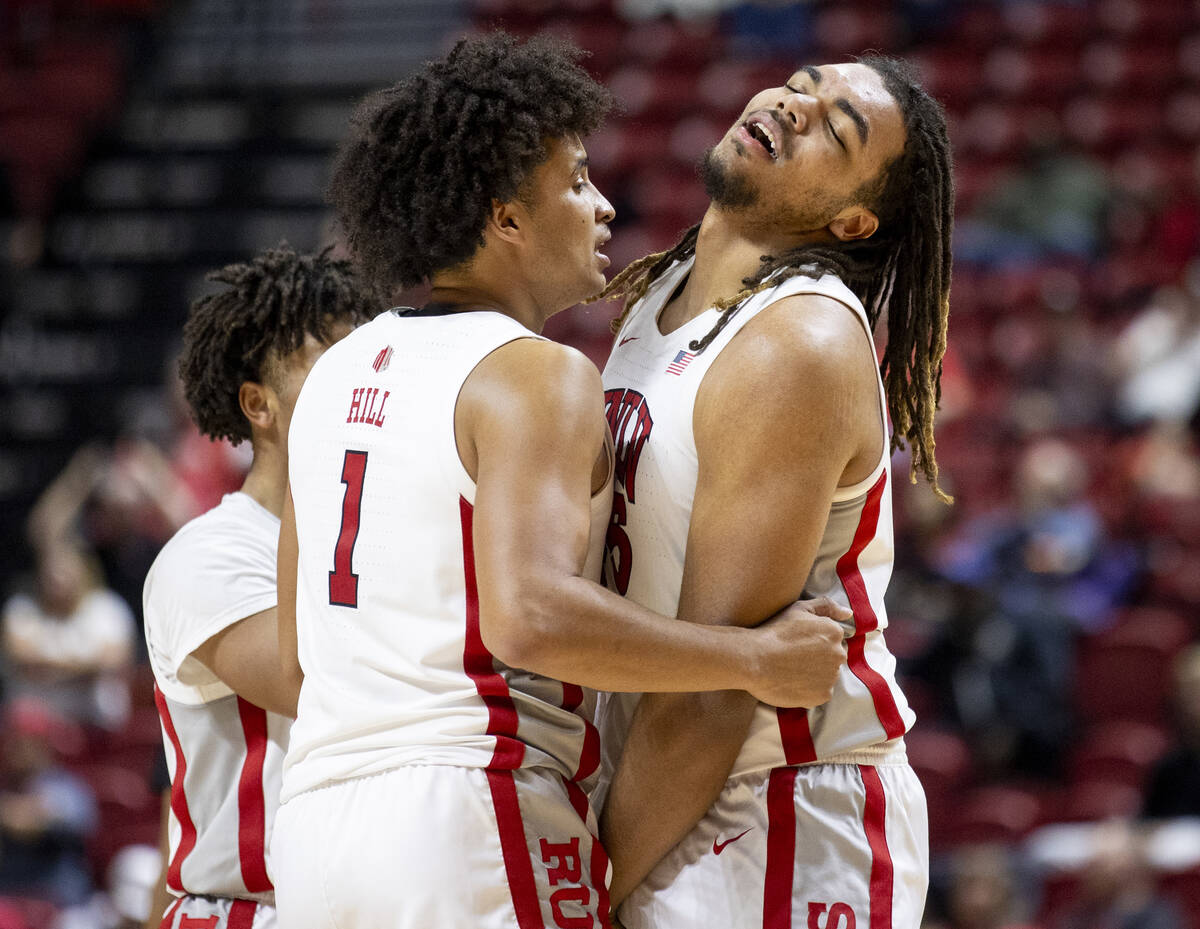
[602,690,758,906]
[483,575,757,694]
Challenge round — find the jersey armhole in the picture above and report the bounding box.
[823,293,890,504]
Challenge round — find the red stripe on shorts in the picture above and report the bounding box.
[154,685,197,893]
[763,766,798,929]
[487,769,544,929]
[157,896,182,929]
[563,777,612,928]
[836,472,906,739]
[235,697,272,892]
[461,497,525,769]
[227,900,257,929]
[859,765,894,929]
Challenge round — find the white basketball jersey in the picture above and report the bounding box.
[597,256,914,795]
[144,492,289,904]
[281,310,612,804]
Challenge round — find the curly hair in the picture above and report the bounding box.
[179,244,382,445]
[595,56,954,500]
[328,31,614,293]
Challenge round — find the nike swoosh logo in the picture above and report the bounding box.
[712,828,752,855]
[618,336,639,346]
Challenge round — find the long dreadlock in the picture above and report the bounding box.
[592,56,954,500]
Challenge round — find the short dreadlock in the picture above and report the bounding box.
[179,244,382,445]
[594,56,954,500]
[328,31,614,294]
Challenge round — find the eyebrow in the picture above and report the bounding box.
[796,65,870,147]
[573,156,589,172]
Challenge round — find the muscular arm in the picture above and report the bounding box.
[187,492,301,719]
[601,296,883,905]
[462,338,839,701]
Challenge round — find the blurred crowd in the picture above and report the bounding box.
[3,0,1200,927]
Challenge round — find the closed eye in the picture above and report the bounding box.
[827,118,845,151]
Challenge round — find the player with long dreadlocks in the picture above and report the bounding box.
[593,56,953,929]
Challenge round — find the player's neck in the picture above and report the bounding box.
[429,271,546,334]
[660,210,784,330]
[239,442,287,518]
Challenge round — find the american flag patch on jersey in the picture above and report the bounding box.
[372,345,394,372]
[665,349,695,376]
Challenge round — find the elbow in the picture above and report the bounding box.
[478,579,565,672]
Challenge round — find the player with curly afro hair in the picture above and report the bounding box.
[271,31,852,929]
[145,244,379,929]
[328,31,614,295]
[179,244,380,446]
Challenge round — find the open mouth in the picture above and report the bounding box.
[743,116,779,160]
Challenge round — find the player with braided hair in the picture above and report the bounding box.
[593,56,952,929]
[144,245,380,929]
[271,31,850,929]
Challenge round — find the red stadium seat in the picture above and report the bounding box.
[1061,778,1141,821]
[1068,720,1170,788]
[948,784,1045,845]
[1074,608,1193,725]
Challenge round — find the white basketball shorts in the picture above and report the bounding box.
[158,897,274,929]
[272,764,610,929]
[618,761,928,929]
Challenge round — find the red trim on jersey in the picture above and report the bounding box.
[776,707,817,765]
[836,471,906,740]
[227,900,258,929]
[763,766,798,929]
[158,896,182,929]
[154,685,198,894]
[859,765,895,929]
[235,697,272,892]
[563,778,612,928]
[460,497,525,770]
[486,770,544,929]
[559,683,600,781]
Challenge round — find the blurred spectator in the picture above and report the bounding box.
[1142,644,1200,819]
[1110,272,1200,428]
[1,540,136,730]
[957,133,1110,267]
[921,439,1135,777]
[925,844,1042,929]
[1050,820,1186,929]
[0,698,97,907]
[55,844,161,929]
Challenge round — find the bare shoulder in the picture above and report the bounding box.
[701,292,874,418]
[459,336,604,453]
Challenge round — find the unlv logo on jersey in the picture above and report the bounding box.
[604,388,653,504]
[603,388,654,595]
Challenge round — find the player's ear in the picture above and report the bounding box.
[487,197,525,244]
[239,380,276,432]
[828,206,879,242]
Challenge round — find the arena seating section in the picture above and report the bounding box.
[2,0,1199,925]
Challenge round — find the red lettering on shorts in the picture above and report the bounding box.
[540,836,583,885]
[179,916,219,929]
[807,902,857,929]
[550,887,592,928]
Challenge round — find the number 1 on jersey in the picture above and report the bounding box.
[329,450,368,608]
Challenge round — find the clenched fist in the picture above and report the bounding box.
[745,596,849,708]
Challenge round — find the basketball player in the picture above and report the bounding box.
[592,58,954,929]
[143,246,378,929]
[271,33,850,929]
